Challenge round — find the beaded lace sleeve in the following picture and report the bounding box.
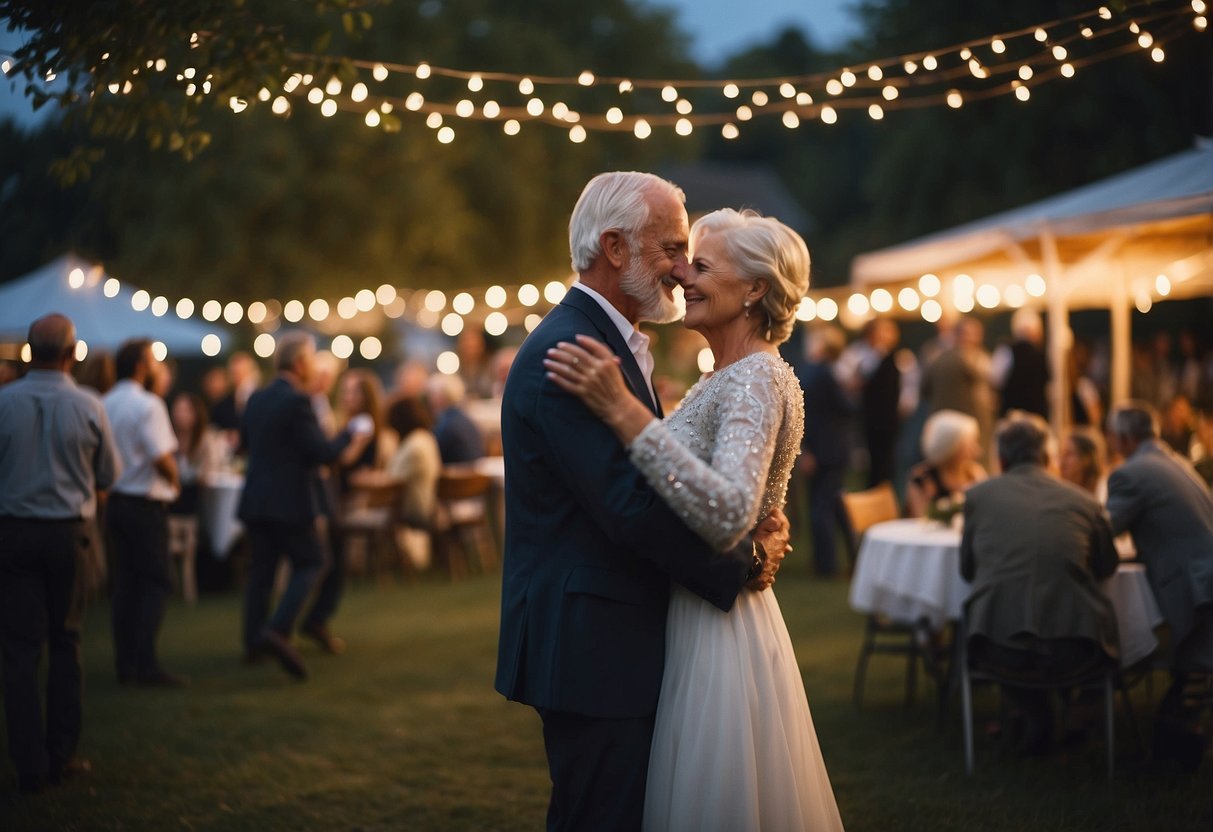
[628,356,784,552]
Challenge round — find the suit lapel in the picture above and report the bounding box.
[560,289,660,416]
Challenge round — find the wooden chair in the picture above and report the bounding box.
[338,481,422,582]
[841,482,937,708]
[432,467,498,579]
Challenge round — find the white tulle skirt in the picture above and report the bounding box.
[643,585,845,831]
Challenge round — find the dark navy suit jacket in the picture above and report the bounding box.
[494,288,753,719]
[238,377,351,525]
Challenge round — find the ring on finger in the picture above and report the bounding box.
[572,357,580,365]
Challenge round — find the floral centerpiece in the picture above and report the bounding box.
[925,493,965,528]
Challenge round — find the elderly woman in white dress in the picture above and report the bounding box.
[546,208,844,832]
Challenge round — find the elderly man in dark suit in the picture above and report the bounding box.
[495,171,788,831]
[1106,401,1213,768]
[238,332,371,680]
[961,411,1119,754]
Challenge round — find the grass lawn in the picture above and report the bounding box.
[2,568,1211,831]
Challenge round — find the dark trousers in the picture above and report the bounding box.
[538,708,654,832]
[242,519,326,651]
[0,517,86,788]
[107,495,172,678]
[865,426,898,488]
[303,516,343,630]
[809,462,847,576]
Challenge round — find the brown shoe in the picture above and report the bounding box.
[257,630,308,681]
[301,622,346,655]
[47,757,92,786]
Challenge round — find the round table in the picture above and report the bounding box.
[849,518,1164,668]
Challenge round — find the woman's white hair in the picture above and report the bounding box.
[921,409,980,465]
[690,208,810,345]
[568,171,684,272]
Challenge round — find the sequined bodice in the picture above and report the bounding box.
[629,351,806,551]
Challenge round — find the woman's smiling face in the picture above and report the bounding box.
[677,230,754,335]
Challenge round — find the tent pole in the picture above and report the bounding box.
[1110,267,1132,407]
[1042,228,1070,435]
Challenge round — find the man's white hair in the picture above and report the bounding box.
[568,171,684,272]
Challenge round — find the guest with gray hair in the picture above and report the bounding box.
[960,411,1118,755]
[237,331,373,680]
[905,409,987,518]
[1105,400,1213,769]
[426,372,485,465]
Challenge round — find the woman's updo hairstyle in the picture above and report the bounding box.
[689,208,810,345]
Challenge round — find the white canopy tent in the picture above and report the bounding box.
[851,138,1213,431]
[0,255,229,357]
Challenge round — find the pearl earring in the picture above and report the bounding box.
[743,300,751,318]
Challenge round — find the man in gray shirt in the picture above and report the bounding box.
[0,313,120,794]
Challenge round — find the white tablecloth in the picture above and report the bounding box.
[849,518,1164,668]
[198,471,244,558]
[849,519,969,632]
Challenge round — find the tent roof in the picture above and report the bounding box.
[0,255,229,356]
[852,139,1213,289]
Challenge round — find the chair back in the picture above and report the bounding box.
[841,481,899,554]
[436,467,493,501]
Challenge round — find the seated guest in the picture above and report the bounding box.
[426,373,485,464]
[961,412,1119,754]
[351,397,442,527]
[1059,426,1107,498]
[1106,401,1213,770]
[905,409,987,518]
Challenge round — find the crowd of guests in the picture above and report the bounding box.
[791,312,1213,770]
[793,311,1213,578]
[0,313,517,793]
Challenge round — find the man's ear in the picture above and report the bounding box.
[601,230,627,269]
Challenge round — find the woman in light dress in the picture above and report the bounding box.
[546,208,844,831]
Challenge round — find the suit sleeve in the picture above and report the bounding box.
[1088,507,1118,580]
[533,373,750,612]
[1104,468,1142,537]
[290,394,352,466]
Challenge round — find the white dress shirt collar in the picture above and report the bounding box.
[571,282,657,405]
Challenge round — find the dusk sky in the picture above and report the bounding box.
[0,2,861,126]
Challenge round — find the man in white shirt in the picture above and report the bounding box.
[103,338,185,687]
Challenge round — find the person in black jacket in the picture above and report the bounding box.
[237,332,371,680]
[797,325,853,577]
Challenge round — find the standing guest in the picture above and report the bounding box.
[238,332,371,680]
[920,316,995,462]
[103,339,187,688]
[427,372,485,464]
[961,413,1119,755]
[0,314,120,793]
[1105,401,1213,770]
[391,359,429,401]
[75,350,116,396]
[838,318,904,488]
[298,368,386,654]
[797,325,853,577]
[1068,338,1104,428]
[210,351,259,433]
[199,365,229,414]
[991,308,1049,418]
[1058,426,1108,498]
[457,328,495,400]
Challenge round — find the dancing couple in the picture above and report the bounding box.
[496,171,844,830]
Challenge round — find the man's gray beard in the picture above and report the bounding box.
[620,259,680,324]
